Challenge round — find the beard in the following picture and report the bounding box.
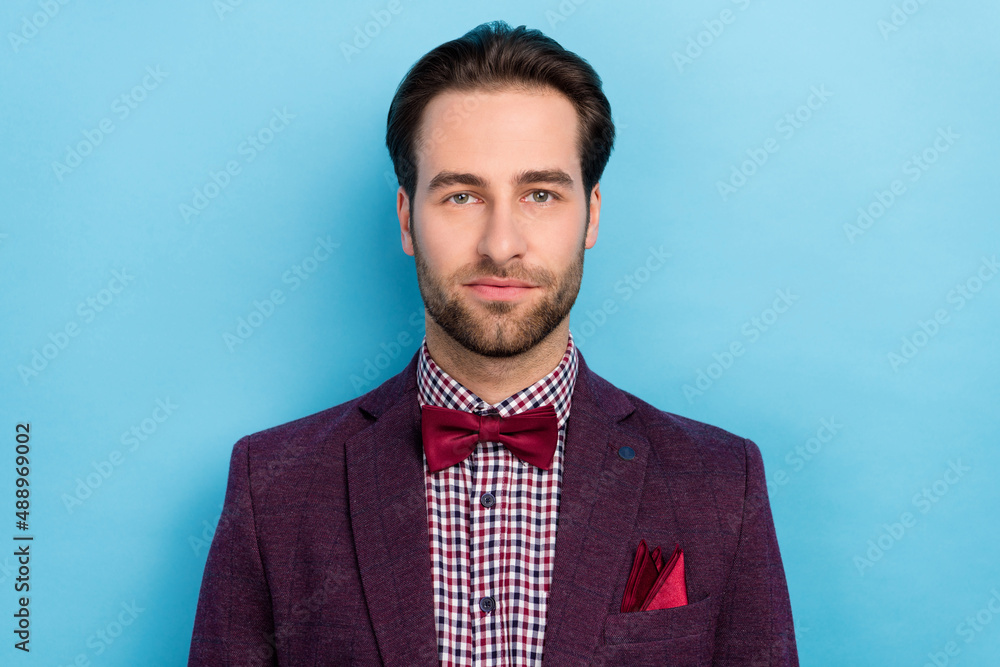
[412,224,586,358]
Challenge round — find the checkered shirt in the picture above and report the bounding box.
[416,333,579,667]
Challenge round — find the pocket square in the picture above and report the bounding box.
[620,539,688,613]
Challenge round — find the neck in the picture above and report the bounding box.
[423,315,570,405]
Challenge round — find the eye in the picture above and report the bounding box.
[529,190,555,203]
[447,193,477,205]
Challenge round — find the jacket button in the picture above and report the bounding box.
[618,446,635,461]
[479,596,496,613]
[480,492,496,508]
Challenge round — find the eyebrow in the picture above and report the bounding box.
[426,169,575,193]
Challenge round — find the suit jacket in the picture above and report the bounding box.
[189,349,798,666]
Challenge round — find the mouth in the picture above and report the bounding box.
[463,278,538,301]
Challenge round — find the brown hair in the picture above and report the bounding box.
[385,20,615,210]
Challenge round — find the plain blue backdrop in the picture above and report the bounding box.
[2,1,998,665]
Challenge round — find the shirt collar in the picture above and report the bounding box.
[417,332,579,430]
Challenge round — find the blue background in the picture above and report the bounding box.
[2,1,998,664]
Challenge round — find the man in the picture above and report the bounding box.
[189,20,798,666]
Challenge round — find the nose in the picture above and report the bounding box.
[476,199,527,265]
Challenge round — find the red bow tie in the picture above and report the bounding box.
[421,403,560,473]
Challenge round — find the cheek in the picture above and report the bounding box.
[531,215,585,261]
[415,218,473,272]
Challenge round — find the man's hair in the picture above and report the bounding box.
[385,20,616,210]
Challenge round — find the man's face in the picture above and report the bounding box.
[397,87,600,358]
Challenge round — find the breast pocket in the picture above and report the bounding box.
[593,594,715,667]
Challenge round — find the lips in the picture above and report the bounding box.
[464,279,537,301]
[467,278,535,289]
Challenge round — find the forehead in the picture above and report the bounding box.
[415,87,581,187]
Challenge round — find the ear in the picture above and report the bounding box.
[397,185,415,256]
[584,182,601,249]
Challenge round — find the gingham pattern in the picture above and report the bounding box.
[417,333,579,667]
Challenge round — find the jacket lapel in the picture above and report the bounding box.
[542,352,651,665]
[345,352,440,665]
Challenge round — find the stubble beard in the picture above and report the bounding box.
[412,224,586,358]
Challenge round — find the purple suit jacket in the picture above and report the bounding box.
[189,350,798,666]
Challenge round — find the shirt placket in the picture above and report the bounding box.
[419,335,578,667]
[469,408,509,667]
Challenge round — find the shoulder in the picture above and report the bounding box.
[240,394,367,460]
[222,396,367,498]
[628,390,753,472]
[581,360,754,475]
[233,352,418,477]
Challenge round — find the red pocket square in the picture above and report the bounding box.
[620,539,688,613]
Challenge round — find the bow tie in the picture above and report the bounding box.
[421,403,560,473]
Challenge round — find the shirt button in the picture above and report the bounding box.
[479,596,496,613]
[480,492,496,508]
[618,446,636,461]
